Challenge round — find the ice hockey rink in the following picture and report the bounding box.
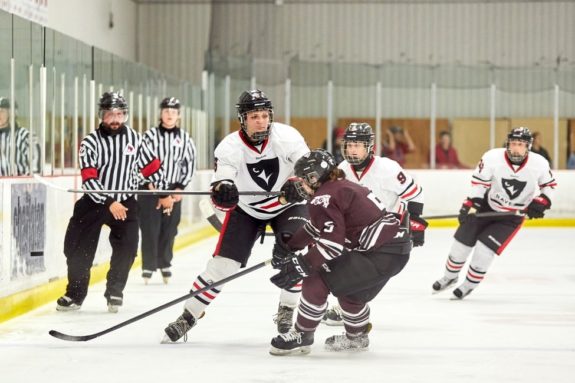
[0,227,573,383]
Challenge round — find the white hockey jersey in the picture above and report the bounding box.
[213,122,310,220]
[469,148,556,212]
[338,156,424,213]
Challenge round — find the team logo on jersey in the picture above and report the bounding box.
[501,178,527,199]
[124,143,136,156]
[311,195,331,208]
[173,137,183,147]
[246,158,279,191]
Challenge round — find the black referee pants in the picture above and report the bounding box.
[63,195,139,304]
[138,194,181,272]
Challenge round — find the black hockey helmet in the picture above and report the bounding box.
[294,149,337,199]
[235,89,274,142]
[0,97,9,109]
[506,126,532,163]
[342,122,375,165]
[98,92,128,122]
[160,97,181,110]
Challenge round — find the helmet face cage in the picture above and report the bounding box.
[294,149,337,199]
[98,92,129,123]
[160,97,181,110]
[506,127,533,163]
[342,123,375,165]
[236,90,274,141]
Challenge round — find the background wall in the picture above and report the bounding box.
[47,0,137,61]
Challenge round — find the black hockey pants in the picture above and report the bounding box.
[63,195,139,303]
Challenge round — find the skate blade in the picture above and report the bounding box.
[325,345,369,352]
[269,345,311,356]
[143,278,150,285]
[320,319,345,326]
[161,334,176,344]
[162,277,170,284]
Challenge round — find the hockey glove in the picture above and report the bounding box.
[210,179,239,211]
[458,197,483,224]
[526,194,551,219]
[279,177,305,205]
[271,241,296,269]
[409,215,428,247]
[270,254,311,289]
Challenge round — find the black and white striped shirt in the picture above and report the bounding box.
[0,125,30,176]
[141,125,196,189]
[79,124,164,204]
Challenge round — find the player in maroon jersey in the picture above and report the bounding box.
[268,149,413,355]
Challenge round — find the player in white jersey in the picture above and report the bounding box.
[432,127,556,299]
[322,122,427,325]
[163,89,310,342]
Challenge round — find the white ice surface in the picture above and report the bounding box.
[0,228,574,383]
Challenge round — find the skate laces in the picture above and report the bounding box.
[280,330,304,344]
[274,306,294,325]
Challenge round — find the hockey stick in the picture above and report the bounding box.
[32,174,69,192]
[49,258,272,342]
[423,211,525,220]
[198,199,275,236]
[67,189,280,196]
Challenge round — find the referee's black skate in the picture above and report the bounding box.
[432,276,458,294]
[269,328,314,356]
[273,304,294,334]
[160,268,172,284]
[56,295,81,312]
[163,310,199,343]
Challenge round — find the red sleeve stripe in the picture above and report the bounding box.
[471,180,491,187]
[539,181,557,188]
[141,158,161,178]
[401,184,420,199]
[81,167,98,182]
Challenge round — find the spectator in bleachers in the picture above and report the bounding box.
[322,126,345,164]
[434,131,468,169]
[530,132,552,167]
[383,125,415,167]
[567,151,575,170]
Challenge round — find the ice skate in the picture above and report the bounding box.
[432,276,458,294]
[321,304,344,326]
[451,284,474,300]
[273,304,294,334]
[324,332,370,352]
[56,296,81,312]
[163,310,200,343]
[161,268,172,284]
[142,270,153,285]
[107,296,123,313]
[269,328,314,356]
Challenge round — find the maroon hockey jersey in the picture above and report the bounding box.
[290,179,401,269]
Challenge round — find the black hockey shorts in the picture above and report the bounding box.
[215,204,309,267]
[321,241,411,302]
[454,213,525,254]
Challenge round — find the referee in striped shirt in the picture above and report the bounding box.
[139,97,196,284]
[0,97,30,176]
[56,92,173,313]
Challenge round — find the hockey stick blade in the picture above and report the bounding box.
[49,259,272,342]
[67,189,280,196]
[423,211,525,220]
[32,174,69,192]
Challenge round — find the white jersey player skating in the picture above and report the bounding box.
[163,90,310,342]
[323,123,426,325]
[432,127,556,299]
